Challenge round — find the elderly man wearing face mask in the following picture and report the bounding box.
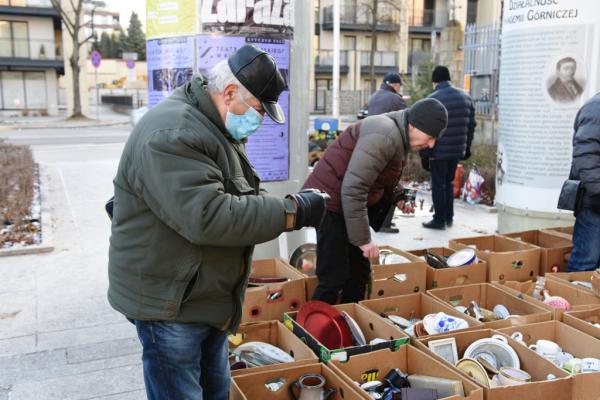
[107,45,329,400]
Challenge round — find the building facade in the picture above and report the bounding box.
[0,0,63,116]
[83,0,120,39]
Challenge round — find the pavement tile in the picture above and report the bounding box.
[0,334,36,358]
[0,262,36,294]
[84,390,146,400]
[66,337,141,364]
[37,321,137,352]
[0,291,37,340]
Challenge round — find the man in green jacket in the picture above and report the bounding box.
[108,44,328,400]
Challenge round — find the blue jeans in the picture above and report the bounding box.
[134,320,230,400]
[567,207,600,272]
[430,159,459,223]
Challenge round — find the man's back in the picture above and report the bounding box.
[367,84,407,116]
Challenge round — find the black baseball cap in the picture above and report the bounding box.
[228,44,286,124]
[383,72,402,85]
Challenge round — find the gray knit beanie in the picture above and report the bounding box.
[407,98,448,138]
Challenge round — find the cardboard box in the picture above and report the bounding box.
[371,245,421,266]
[305,275,318,302]
[541,225,574,242]
[428,283,552,329]
[408,247,488,289]
[230,362,365,400]
[502,230,573,275]
[492,279,600,320]
[449,235,540,282]
[497,320,600,400]
[283,302,409,362]
[414,329,573,400]
[562,307,600,339]
[329,347,484,400]
[369,248,427,299]
[545,271,595,295]
[242,258,306,323]
[359,292,484,339]
[229,321,318,377]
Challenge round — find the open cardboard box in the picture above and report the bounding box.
[428,283,551,329]
[414,329,573,400]
[230,362,365,400]
[408,247,488,289]
[370,245,422,266]
[242,258,307,323]
[359,293,484,340]
[562,307,600,339]
[329,347,484,400]
[502,230,572,275]
[369,247,427,299]
[497,320,600,400]
[283,302,409,363]
[492,278,600,320]
[545,271,595,295]
[229,321,318,377]
[449,235,540,282]
[540,225,574,242]
[305,275,318,302]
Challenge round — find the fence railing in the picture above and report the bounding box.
[0,38,61,59]
[322,4,400,26]
[359,51,398,67]
[315,50,349,66]
[0,0,53,7]
[409,9,447,27]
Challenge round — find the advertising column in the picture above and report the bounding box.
[496,0,600,232]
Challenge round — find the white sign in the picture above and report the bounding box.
[496,0,600,212]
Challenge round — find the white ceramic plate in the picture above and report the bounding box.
[342,311,367,346]
[464,336,520,370]
[233,342,294,364]
[446,248,477,268]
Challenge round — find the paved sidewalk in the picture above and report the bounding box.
[0,106,131,130]
[0,152,497,399]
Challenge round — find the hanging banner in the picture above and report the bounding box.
[197,35,290,181]
[496,0,600,212]
[147,0,197,39]
[199,0,294,37]
[146,36,195,107]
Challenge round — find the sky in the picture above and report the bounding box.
[103,0,147,32]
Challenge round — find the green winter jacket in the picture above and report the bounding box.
[107,75,296,331]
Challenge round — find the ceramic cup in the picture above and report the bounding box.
[510,332,526,346]
[529,340,561,361]
[497,367,531,386]
[493,304,510,319]
[554,352,574,368]
[581,357,600,372]
[563,358,582,374]
[423,312,469,334]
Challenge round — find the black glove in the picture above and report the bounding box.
[462,147,472,161]
[287,189,330,230]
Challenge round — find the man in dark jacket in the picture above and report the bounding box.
[108,45,328,400]
[303,98,448,304]
[421,66,476,230]
[566,92,600,271]
[367,72,407,116]
[367,72,408,233]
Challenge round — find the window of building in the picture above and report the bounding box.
[467,0,478,24]
[0,20,29,58]
[0,71,47,110]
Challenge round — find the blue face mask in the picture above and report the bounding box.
[225,97,263,141]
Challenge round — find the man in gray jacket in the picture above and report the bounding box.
[303,99,448,304]
[566,92,600,271]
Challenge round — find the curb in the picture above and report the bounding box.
[0,167,54,257]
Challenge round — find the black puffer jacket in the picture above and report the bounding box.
[367,83,407,116]
[423,81,476,160]
[570,92,600,211]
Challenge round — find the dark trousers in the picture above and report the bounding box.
[313,211,371,304]
[567,207,600,271]
[430,159,459,224]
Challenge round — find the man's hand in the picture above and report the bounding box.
[359,241,379,259]
[396,200,415,215]
[286,189,330,230]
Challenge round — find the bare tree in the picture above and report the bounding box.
[362,0,402,94]
[50,0,94,119]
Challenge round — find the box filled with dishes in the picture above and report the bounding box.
[242,258,307,323]
[497,320,600,400]
[562,306,600,339]
[228,321,318,377]
[283,301,409,362]
[230,362,365,400]
[359,292,484,340]
[428,283,552,329]
[545,269,598,295]
[408,247,487,289]
[329,347,484,400]
[414,329,572,400]
[502,230,573,275]
[493,276,600,320]
[449,235,540,282]
[368,247,428,299]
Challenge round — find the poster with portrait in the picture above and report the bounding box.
[496,0,600,212]
[196,35,290,181]
[146,36,195,107]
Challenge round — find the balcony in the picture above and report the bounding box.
[0,37,64,71]
[320,4,400,32]
[409,8,447,34]
[0,0,59,18]
[314,50,349,74]
[360,51,398,74]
